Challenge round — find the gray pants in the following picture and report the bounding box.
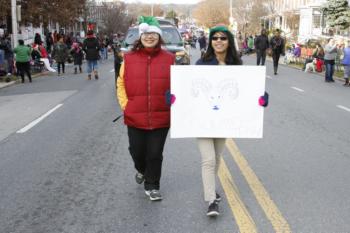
[197,138,226,203]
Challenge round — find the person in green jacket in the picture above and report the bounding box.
[14,39,32,83]
[247,35,254,54]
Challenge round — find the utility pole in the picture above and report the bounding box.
[11,0,18,47]
[229,0,234,28]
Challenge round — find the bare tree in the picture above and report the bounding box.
[101,2,131,35]
[127,3,164,19]
[246,0,269,34]
[284,12,300,37]
[0,0,10,19]
[0,0,86,27]
[193,0,230,28]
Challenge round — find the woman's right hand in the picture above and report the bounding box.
[259,92,269,107]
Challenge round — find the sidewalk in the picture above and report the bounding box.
[259,53,345,82]
[0,71,49,90]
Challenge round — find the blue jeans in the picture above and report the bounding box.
[325,60,335,81]
[6,56,13,74]
[0,49,5,66]
[87,60,98,74]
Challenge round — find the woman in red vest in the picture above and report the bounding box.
[117,16,175,201]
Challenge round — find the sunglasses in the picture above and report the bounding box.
[142,32,159,38]
[212,36,228,41]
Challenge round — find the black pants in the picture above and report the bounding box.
[127,126,169,190]
[256,50,267,65]
[272,52,281,73]
[114,63,121,81]
[16,61,32,82]
[57,62,65,74]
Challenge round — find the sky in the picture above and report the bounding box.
[121,0,201,4]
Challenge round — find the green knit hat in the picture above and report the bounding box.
[138,16,162,36]
[209,25,234,40]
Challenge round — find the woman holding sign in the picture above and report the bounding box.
[195,25,268,217]
[116,16,175,201]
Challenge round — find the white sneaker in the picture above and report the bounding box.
[145,190,162,201]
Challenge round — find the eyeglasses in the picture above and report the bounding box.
[212,36,228,41]
[142,32,159,38]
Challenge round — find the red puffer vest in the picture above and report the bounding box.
[124,48,175,130]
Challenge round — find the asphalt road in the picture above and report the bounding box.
[0,48,350,233]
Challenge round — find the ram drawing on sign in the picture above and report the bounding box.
[170,65,266,138]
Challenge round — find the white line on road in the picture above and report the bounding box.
[291,86,305,92]
[337,105,350,112]
[266,75,272,79]
[17,104,63,133]
[110,69,114,73]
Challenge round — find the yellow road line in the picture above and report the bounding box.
[218,158,258,233]
[226,139,292,233]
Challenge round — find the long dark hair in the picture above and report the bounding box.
[203,31,242,65]
[132,36,165,51]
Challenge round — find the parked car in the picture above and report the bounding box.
[121,25,190,65]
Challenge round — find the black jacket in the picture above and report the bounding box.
[270,36,285,55]
[254,35,269,51]
[198,36,207,50]
[83,37,100,60]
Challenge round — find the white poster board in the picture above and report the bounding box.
[170,65,266,138]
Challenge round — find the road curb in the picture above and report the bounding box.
[0,81,16,89]
[0,71,50,89]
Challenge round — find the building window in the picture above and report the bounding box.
[313,9,321,28]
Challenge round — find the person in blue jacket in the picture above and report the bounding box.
[342,40,350,86]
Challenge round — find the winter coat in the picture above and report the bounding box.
[313,47,324,59]
[270,36,285,55]
[39,45,48,58]
[195,55,242,65]
[83,37,100,60]
[342,47,350,66]
[196,57,219,65]
[116,48,175,130]
[254,35,269,51]
[13,45,31,63]
[293,46,301,57]
[198,36,207,50]
[0,39,13,58]
[324,44,337,61]
[52,42,68,63]
[247,37,254,49]
[70,48,84,65]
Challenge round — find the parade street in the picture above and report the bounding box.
[1,48,350,233]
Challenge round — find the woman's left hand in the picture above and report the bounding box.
[165,90,176,106]
[259,92,269,107]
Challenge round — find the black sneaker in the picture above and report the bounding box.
[215,193,221,202]
[207,201,219,217]
[95,74,99,80]
[145,190,162,201]
[135,172,144,184]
